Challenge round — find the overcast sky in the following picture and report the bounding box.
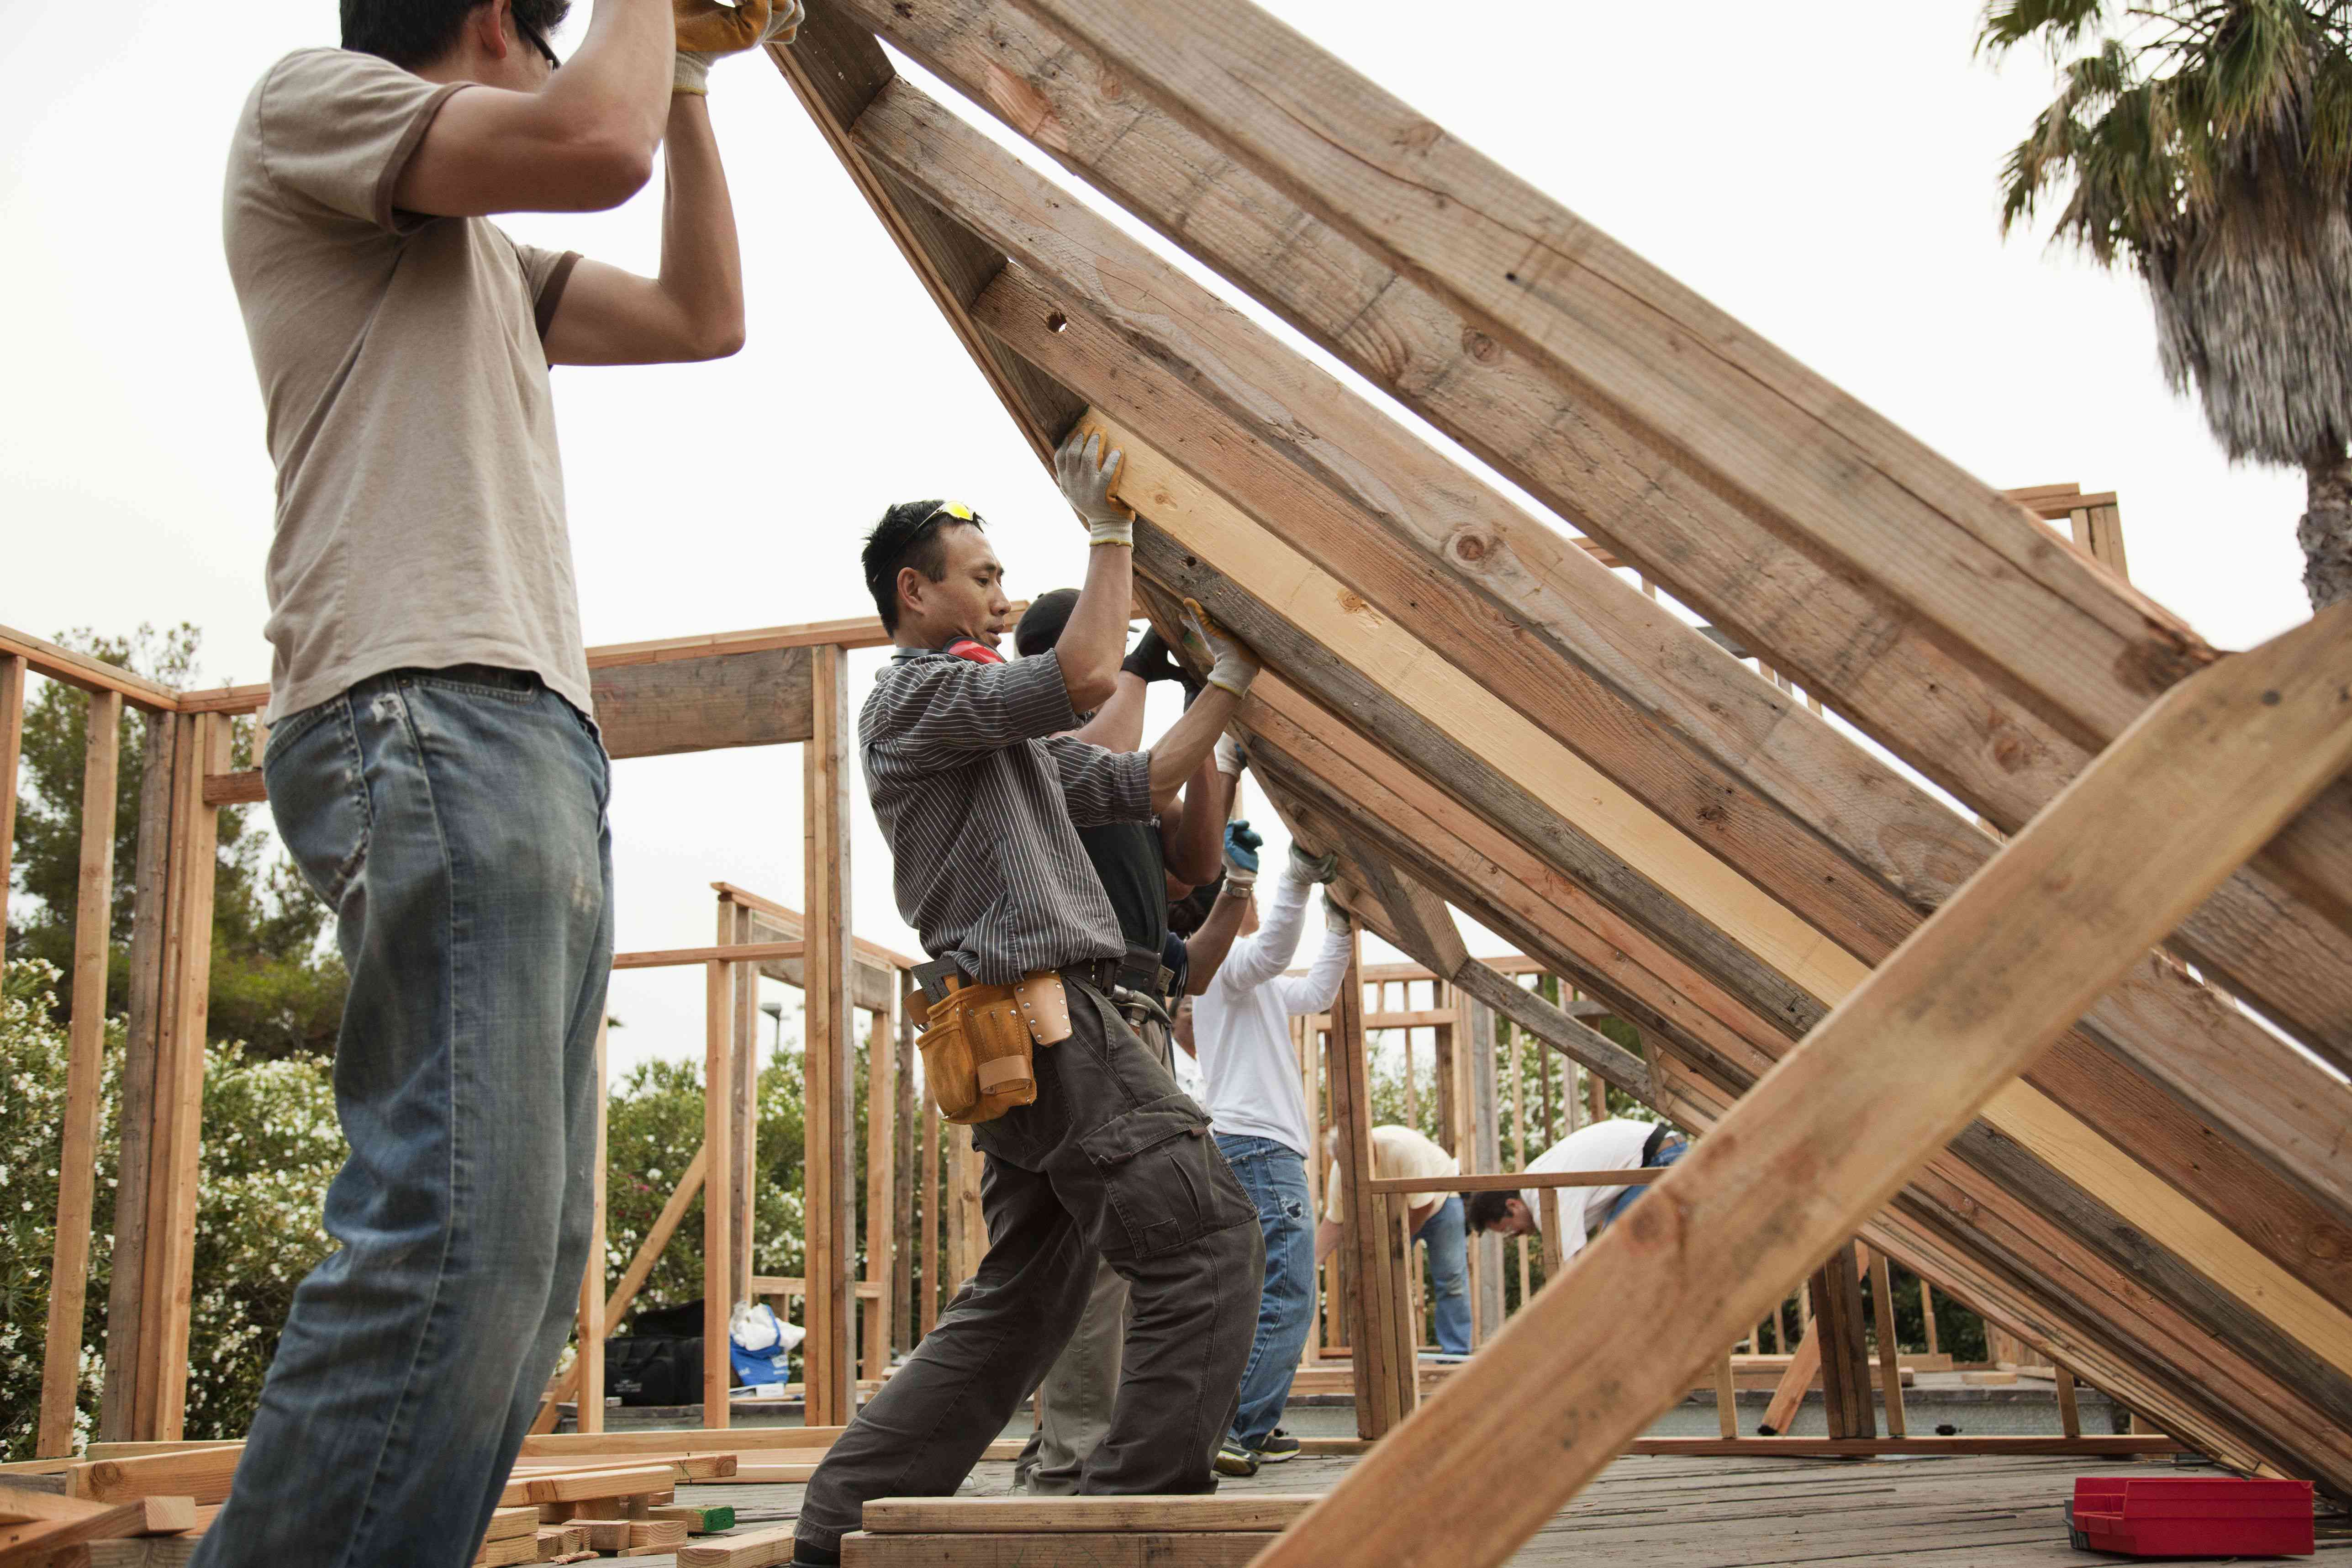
[1,1,2315,1080]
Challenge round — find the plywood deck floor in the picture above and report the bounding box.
[638,1450,2346,1566]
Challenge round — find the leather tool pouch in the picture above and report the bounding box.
[919,971,1069,1125]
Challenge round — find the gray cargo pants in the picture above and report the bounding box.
[796,976,1262,1555]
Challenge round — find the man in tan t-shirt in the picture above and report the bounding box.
[201,3,795,1565]
[1317,1123,1474,1356]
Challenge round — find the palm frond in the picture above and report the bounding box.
[1979,0,2113,59]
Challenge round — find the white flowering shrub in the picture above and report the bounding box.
[1,958,342,1457]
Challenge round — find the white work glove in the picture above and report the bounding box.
[1289,843,1339,885]
[1324,895,1355,936]
[674,0,805,95]
[1180,601,1260,698]
[1054,429,1133,548]
[1215,733,1246,778]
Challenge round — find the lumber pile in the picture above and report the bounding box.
[834,1496,1320,1567]
[1,1453,746,1568]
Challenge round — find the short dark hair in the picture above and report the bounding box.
[343,0,572,69]
[1013,588,1081,658]
[1464,1189,1517,1235]
[862,500,985,633]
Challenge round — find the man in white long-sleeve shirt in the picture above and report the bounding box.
[1177,826,1352,1477]
[1465,1117,1688,1265]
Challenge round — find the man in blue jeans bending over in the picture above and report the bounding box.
[209,0,791,1561]
[1177,818,1353,1476]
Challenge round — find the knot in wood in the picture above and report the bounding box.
[1460,327,1501,364]
[1447,527,1496,566]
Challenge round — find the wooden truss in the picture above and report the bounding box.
[752,0,2352,1533]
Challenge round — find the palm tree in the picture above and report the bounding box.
[1983,1,2352,608]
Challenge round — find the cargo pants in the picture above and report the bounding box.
[797,977,1263,1555]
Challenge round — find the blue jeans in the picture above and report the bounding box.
[1600,1138,1690,1229]
[193,668,613,1568]
[1413,1195,1472,1355]
[1215,1135,1314,1450]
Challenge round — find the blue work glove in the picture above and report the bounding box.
[1223,820,1263,889]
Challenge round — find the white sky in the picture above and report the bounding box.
[0,1,2315,1079]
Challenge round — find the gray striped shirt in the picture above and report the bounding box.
[861,649,1153,985]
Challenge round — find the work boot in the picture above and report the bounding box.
[1256,1428,1300,1463]
[1213,1437,1261,1478]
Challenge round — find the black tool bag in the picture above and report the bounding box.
[604,1334,705,1407]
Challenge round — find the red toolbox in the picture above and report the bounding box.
[2068,1476,2314,1557]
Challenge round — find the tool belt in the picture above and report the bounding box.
[917,959,1112,1125]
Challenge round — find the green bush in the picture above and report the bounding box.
[0,958,343,1459]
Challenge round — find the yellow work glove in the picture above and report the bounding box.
[673,0,804,94]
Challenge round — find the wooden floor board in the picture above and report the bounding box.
[657,1451,2305,1567]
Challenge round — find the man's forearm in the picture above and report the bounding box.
[1059,536,1133,713]
[1162,754,1223,887]
[656,95,745,357]
[1182,885,1251,995]
[1147,682,1239,811]
[1068,671,1147,751]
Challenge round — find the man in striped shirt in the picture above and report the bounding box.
[791,433,1266,1567]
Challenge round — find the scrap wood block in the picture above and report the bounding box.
[471,1534,537,1567]
[678,1525,801,1567]
[859,1496,1313,1533]
[649,1503,734,1532]
[83,1542,200,1568]
[839,1532,1273,1567]
[0,1495,201,1563]
[507,1466,674,1507]
[484,1507,540,1543]
[0,1491,194,1537]
[70,1451,242,1508]
[571,1519,634,1552]
[630,1519,689,1549]
[533,1525,589,1557]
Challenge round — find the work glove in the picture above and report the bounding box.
[1289,843,1340,885]
[1223,820,1263,890]
[1054,429,1133,548]
[1122,627,1187,686]
[673,0,804,95]
[1324,895,1355,937]
[1179,599,1260,698]
[1215,734,1246,778]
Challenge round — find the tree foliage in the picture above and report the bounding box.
[1984,3,2352,469]
[6,627,343,1058]
[1,958,343,1458]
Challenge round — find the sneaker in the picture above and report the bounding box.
[1256,1428,1300,1463]
[1213,1437,1262,1477]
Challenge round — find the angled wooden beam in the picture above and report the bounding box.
[839,78,2352,1237]
[994,0,2352,964]
[1247,589,2352,1566]
[835,0,2352,1088]
[763,13,2352,1484]
[1098,412,2352,1371]
[1332,831,1652,1104]
[1245,680,2349,1484]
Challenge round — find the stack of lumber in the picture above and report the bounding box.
[834,1496,1321,1567]
[0,1485,199,1568]
[0,1449,743,1567]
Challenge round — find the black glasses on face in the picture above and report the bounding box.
[517,19,561,70]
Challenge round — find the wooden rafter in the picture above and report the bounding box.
[832,0,2352,1085]
[1247,594,2352,1568]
